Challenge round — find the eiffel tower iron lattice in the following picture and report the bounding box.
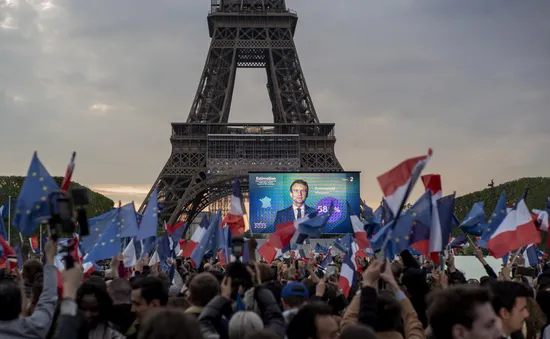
[140,0,343,227]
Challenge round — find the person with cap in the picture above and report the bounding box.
[281,281,310,324]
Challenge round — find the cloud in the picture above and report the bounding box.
[90,184,150,207]
[0,0,549,212]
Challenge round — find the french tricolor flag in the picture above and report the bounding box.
[350,203,370,250]
[533,198,550,232]
[377,149,432,217]
[487,195,541,258]
[258,212,329,264]
[0,237,16,270]
[123,238,137,268]
[533,209,549,232]
[222,180,246,237]
[181,215,210,258]
[82,262,102,279]
[258,218,305,264]
[29,236,39,254]
[60,152,76,192]
[338,253,356,298]
[422,174,444,262]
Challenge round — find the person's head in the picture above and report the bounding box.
[131,276,169,321]
[480,276,493,287]
[187,272,219,307]
[427,285,502,339]
[0,278,22,321]
[77,280,114,329]
[491,281,532,335]
[287,301,339,339]
[138,308,202,339]
[22,259,43,285]
[228,311,264,339]
[281,281,309,311]
[375,290,402,332]
[108,278,132,305]
[289,180,308,207]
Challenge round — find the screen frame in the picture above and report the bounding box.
[247,171,362,235]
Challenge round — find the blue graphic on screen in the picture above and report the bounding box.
[249,172,361,234]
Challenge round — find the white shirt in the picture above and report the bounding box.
[294,206,305,220]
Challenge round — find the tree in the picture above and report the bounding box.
[0,176,114,243]
[453,176,550,253]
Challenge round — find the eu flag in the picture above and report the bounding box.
[118,202,139,238]
[136,187,159,241]
[84,218,122,263]
[0,215,7,240]
[460,202,486,236]
[391,191,432,254]
[437,193,456,249]
[191,210,222,266]
[12,152,60,235]
[81,209,118,253]
[478,191,507,248]
[334,233,353,256]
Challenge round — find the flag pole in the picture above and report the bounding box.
[7,196,11,244]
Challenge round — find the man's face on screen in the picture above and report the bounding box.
[290,183,307,206]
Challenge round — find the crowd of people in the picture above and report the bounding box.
[1,237,550,339]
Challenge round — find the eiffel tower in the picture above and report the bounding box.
[140,0,343,226]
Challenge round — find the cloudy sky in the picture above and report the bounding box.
[1,0,549,208]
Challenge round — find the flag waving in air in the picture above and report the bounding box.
[222,179,246,237]
[488,193,541,258]
[377,149,432,217]
[12,152,60,236]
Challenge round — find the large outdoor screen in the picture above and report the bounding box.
[248,172,361,234]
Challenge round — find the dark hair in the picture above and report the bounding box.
[138,308,202,339]
[188,272,219,307]
[132,276,168,306]
[87,276,107,290]
[77,280,114,325]
[376,290,402,332]
[287,301,333,339]
[491,281,533,314]
[479,276,493,287]
[290,180,309,198]
[427,285,492,339]
[226,261,253,292]
[0,279,22,321]
[22,259,43,283]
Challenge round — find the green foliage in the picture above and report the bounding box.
[0,176,114,243]
[452,177,550,254]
